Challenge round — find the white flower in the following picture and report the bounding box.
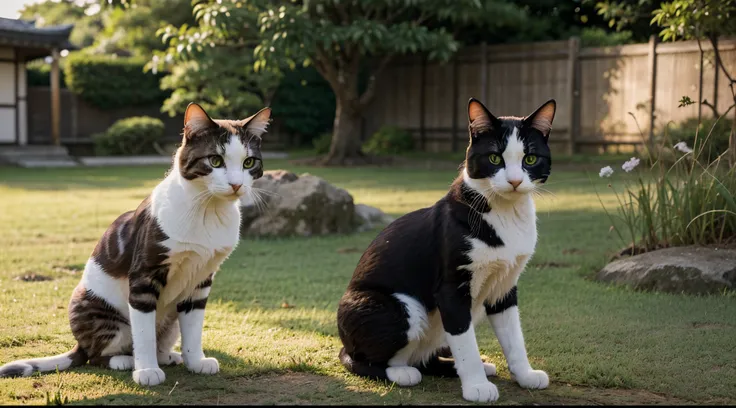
[599,166,614,178]
[622,157,640,173]
[674,141,693,153]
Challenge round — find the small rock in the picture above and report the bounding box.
[596,246,736,295]
[354,204,394,232]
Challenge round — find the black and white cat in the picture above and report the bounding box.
[337,98,556,402]
[0,103,271,386]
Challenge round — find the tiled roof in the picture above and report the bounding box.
[0,18,74,50]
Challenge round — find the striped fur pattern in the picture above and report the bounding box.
[0,103,271,386]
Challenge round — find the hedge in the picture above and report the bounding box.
[65,53,168,110]
[93,116,165,156]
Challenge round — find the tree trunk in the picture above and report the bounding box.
[322,93,364,165]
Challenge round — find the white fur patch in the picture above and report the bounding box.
[393,294,428,341]
[129,306,159,371]
[445,326,493,391]
[386,366,422,387]
[81,259,130,315]
[180,309,205,363]
[488,306,549,389]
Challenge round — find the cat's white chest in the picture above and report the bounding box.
[158,240,233,307]
[462,199,537,313]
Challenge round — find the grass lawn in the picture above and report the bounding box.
[0,159,734,405]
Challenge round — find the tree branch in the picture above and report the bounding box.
[709,34,735,86]
[313,48,343,97]
[701,99,721,117]
[359,54,394,108]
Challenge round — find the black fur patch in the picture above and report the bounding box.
[484,286,518,315]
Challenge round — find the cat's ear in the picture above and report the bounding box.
[184,103,217,138]
[523,99,556,139]
[468,98,499,136]
[240,107,272,138]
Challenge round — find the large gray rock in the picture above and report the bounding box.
[239,170,356,237]
[596,246,736,295]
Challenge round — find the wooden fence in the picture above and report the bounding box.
[363,37,736,155]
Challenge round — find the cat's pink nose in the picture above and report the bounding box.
[508,180,522,189]
[229,183,242,193]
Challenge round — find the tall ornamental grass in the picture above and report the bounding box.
[596,113,736,255]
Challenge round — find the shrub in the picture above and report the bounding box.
[93,116,164,156]
[597,118,736,254]
[271,67,335,145]
[313,132,333,154]
[362,126,414,155]
[26,59,67,88]
[65,53,167,110]
[660,116,733,163]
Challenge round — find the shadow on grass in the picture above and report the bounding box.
[0,165,168,192]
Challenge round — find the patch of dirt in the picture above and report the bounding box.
[336,247,360,254]
[201,372,709,406]
[14,273,53,282]
[532,261,571,269]
[691,322,734,329]
[52,264,84,275]
[562,248,585,255]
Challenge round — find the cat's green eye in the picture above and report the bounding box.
[524,155,538,166]
[209,155,224,168]
[243,157,256,169]
[489,154,502,165]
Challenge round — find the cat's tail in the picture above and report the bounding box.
[0,344,88,378]
[338,347,389,380]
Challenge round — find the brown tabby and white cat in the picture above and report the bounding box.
[0,103,271,386]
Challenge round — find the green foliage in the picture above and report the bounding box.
[26,59,67,88]
[363,126,414,155]
[579,27,634,46]
[19,0,103,48]
[598,120,736,252]
[313,132,333,155]
[91,0,194,57]
[154,1,279,119]
[93,116,164,156]
[65,53,167,110]
[271,67,335,144]
[652,0,736,42]
[661,117,733,163]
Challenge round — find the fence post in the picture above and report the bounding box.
[420,55,426,150]
[566,36,580,155]
[451,58,459,152]
[481,42,488,103]
[647,35,658,152]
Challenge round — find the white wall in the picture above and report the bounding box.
[0,46,17,144]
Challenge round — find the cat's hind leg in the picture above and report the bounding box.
[156,317,183,366]
[418,348,497,378]
[337,290,422,386]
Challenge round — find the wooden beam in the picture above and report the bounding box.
[566,36,580,155]
[647,35,658,151]
[50,48,60,146]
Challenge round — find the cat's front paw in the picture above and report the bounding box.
[513,369,549,389]
[186,357,219,374]
[462,381,499,403]
[158,351,184,366]
[133,367,165,386]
